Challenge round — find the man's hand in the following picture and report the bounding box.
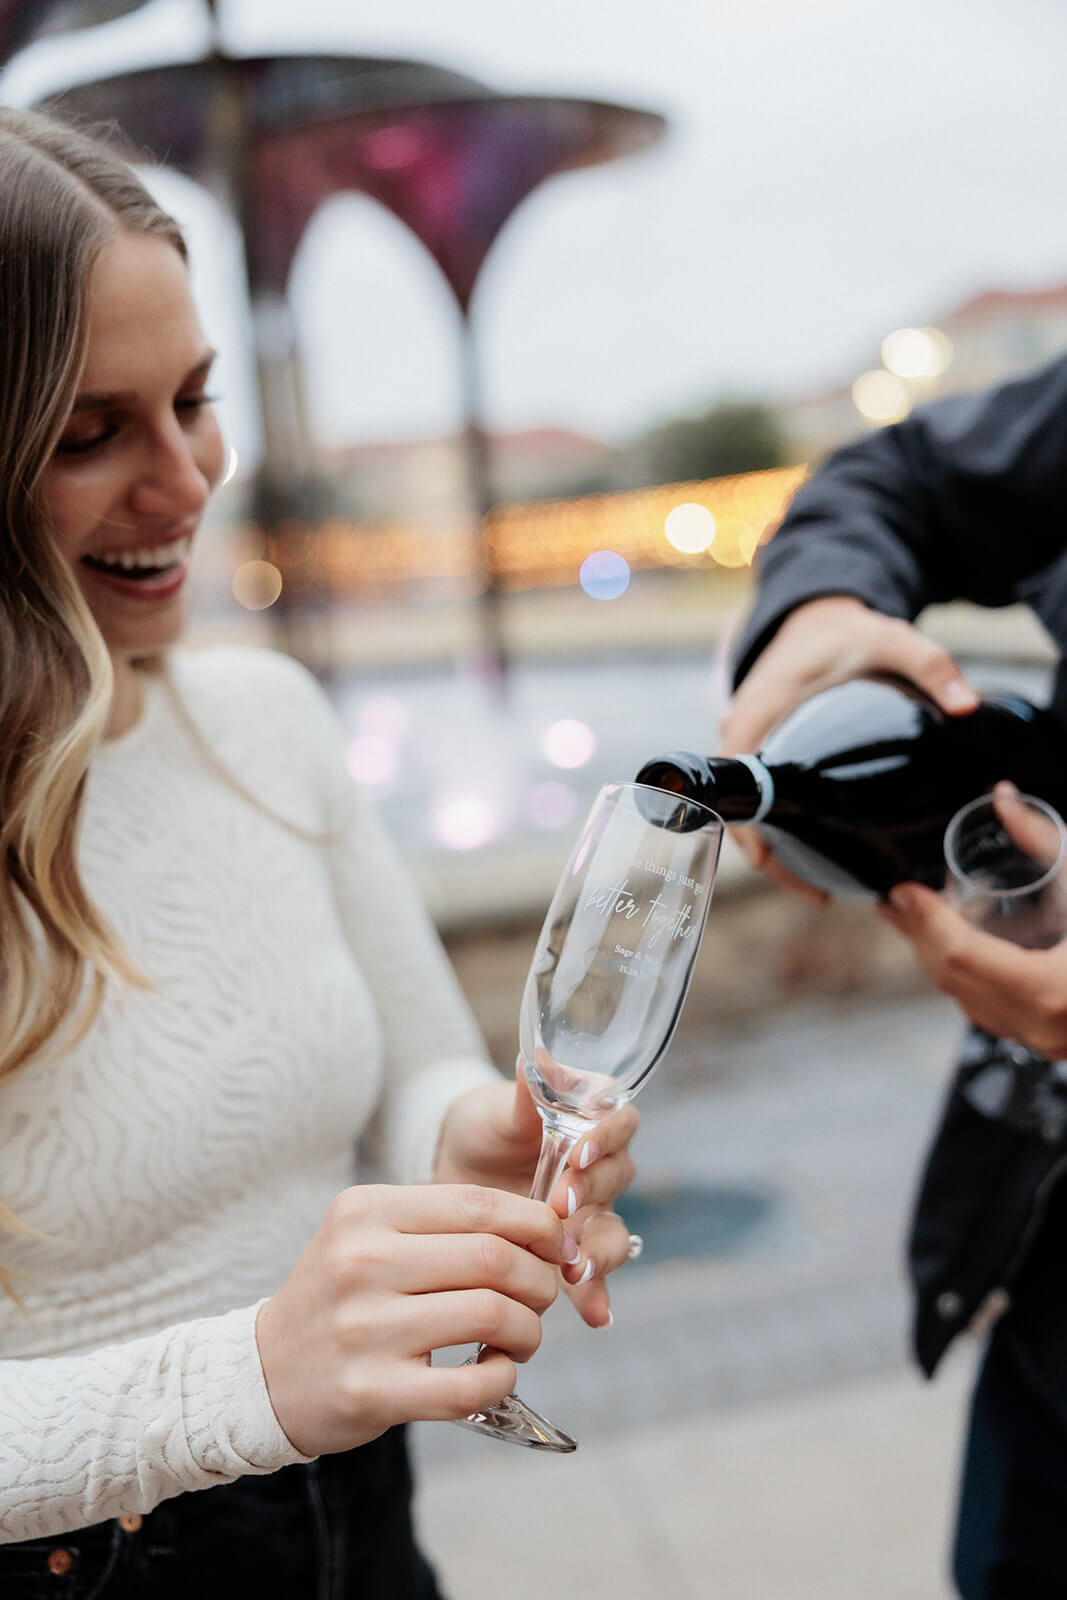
[878,883,1067,1057]
[720,596,978,902]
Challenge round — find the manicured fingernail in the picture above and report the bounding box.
[993,780,1018,799]
[889,885,914,913]
[562,1233,581,1264]
[579,1141,598,1170]
[576,1259,594,1285]
[567,1186,579,1217]
[602,1309,614,1329]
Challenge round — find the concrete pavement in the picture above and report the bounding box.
[414,1360,974,1600]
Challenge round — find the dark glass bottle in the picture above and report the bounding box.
[634,676,1067,899]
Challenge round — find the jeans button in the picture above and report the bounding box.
[118,1513,143,1534]
[47,1548,74,1576]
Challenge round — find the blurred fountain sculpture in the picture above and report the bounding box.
[31,27,666,680]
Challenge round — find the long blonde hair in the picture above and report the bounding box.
[0,109,187,1095]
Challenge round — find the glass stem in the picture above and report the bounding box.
[469,1113,583,1373]
[529,1114,581,1206]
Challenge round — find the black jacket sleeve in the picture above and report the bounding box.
[734,354,1067,685]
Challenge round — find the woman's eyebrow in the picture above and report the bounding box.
[70,388,135,412]
[70,350,218,412]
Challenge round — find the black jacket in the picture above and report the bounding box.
[734,354,1067,1396]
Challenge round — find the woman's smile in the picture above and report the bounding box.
[81,532,193,601]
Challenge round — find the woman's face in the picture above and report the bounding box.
[38,230,225,661]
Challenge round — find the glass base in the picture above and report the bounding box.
[453,1358,578,1451]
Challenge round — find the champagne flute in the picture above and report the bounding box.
[454,781,724,1451]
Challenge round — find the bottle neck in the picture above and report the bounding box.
[634,750,773,823]
[724,753,775,823]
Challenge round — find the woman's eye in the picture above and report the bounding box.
[176,392,219,418]
[55,425,117,457]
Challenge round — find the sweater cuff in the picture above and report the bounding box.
[385,1057,503,1185]
[180,1301,316,1477]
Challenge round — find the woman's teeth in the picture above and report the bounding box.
[84,537,190,574]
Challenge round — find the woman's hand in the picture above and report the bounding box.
[720,596,979,903]
[434,1068,639,1329]
[255,1183,566,1458]
[878,882,1067,1057]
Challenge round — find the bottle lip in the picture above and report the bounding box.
[625,779,725,831]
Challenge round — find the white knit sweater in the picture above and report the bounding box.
[0,647,499,1542]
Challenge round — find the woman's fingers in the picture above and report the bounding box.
[548,1103,638,1228]
[367,1228,561,1313]
[575,1209,638,1277]
[567,1102,639,1176]
[397,1287,547,1365]
[555,1146,637,1223]
[343,1182,566,1265]
[561,1209,637,1325]
[407,1351,520,1423]
[256,1180,573,1456]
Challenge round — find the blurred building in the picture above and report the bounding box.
[781,280,1067,463]
[322,426,615,523]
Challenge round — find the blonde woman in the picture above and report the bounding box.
[0,108,638,1595]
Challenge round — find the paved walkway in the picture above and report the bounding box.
[410,991,981,1598]
[415,1360,974,1600]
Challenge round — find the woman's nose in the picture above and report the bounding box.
[128,426,214,517]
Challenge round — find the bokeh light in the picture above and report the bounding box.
[345,734,399,788]
[579,548,631,600]
[880,325,953,381]
[232,559,283,610]
[527,781,580,830]
[665,502,716,554]
[431,792,500,852]
[357,695,411,741]
[541,718,597,770]
[707,513,760,568]
[851,369,911,424]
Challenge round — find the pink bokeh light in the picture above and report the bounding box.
[540,718,597,770]
[346,734,400,788]
[431,792,500,852]
[527,781,579,830]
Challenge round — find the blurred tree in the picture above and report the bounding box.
[637,399,787,485]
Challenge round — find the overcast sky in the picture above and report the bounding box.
[7,0,1067,456]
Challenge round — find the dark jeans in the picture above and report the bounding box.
[0,1427,444,1600]
[954,1332,1067,1599]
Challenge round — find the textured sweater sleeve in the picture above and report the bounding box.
[735,353,1067,684]
[0,1302,310,1542]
